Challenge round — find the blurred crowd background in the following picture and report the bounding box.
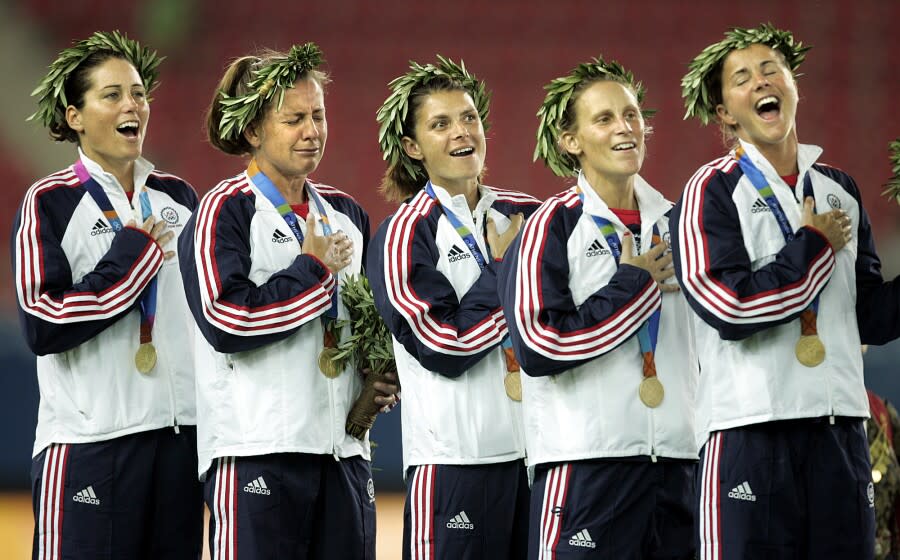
[1,0,898,553]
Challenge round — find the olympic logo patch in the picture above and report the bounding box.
[868,481,875,508]
[827,194,841,210]
[367,478,375,503]
[160,206,179,225]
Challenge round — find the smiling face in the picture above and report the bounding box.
[245,77,327,187]
[715,43,799,149]
[560,80,645,187]
[65,57,150,173]
[401,89,485,193]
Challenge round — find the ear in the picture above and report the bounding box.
[401,136,423,161]
[65,105,84,134]
[559,129,582,158]
[243,122,262,150]
[715,103,738,127]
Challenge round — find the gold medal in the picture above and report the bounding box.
[135,343,157,374]
[504,370,522,402]
[639,376,664,408]
[318,347,342,379]
[795,335,825,367]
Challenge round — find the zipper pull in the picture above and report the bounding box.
[173,420,180,435]
[650,447,658,463]
[829,415,835,425]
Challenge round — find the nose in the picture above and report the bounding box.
[123,92,140,111]
[615,116,634,134]
[301,118,321,140]
[452,120,470,139]
[753,71,771,90]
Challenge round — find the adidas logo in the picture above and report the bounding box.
[243,476,271,495]
[271,228,293,244]
[73,486,100,505]
[447,244,471,263]
[90,219,114,236]
[446,511,474,530]
[727,481,757,502]
[585,239,611,258]
[750,199,770,214]
[569,528,596,549]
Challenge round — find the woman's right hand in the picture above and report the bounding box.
[128,216,175,259]
[801,196,851,252]
[619,233,679,293]
[486,213,525,259]
[302,214,354,273]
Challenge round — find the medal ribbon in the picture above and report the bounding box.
[74,159,157,345]
[576,186,661,379]
[734,147,819,335]
[247,160,339,340]
[423,182,520,372]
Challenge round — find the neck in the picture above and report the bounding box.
[82,148,136,191]
[436,177,480,211]
[256,158,307,205]
[583,169,637,210]
[742,130,800,176]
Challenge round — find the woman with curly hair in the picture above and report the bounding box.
[369,57,540,559]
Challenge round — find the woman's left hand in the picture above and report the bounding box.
[367,369,400,413]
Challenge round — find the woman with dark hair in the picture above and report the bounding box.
[179,43,397,559]
[369,57,540,560]
[14,31,202,559]
[499,56,698,559]
[673,24,900,558]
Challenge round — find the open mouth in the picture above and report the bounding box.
[755,96,781,120]
[612,142,636,151]
[450,147,475,157]
[116,121,140,138]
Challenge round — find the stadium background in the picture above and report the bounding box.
[0,0,898,556]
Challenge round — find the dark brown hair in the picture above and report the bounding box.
[50,51,130,143]
[379,74,473,203]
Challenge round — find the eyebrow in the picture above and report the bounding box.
[99,83,144,89]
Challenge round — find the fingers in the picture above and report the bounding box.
[149,218,167,240]
[486,218,499,241]
[164,250,176,260]
[803,196,815,218]
[508,213,525,231]
[374,395,397,407]
[155,230,175,248]
[645,242,668,260]
[620,231,634,256]
[373,381,400,396]
[142,215,154,232]
[306,214,317,234]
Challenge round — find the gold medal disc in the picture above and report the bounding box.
[504,370,522,402]
[135,343,157,374]
[318,347,342,379]
[639,377,665,408]
[795,335,825,367]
